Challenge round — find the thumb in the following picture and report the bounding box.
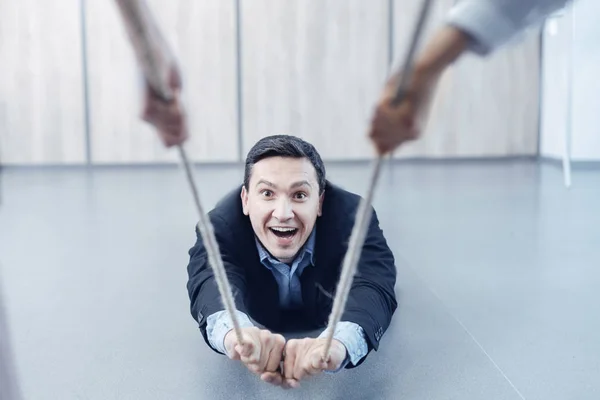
[310,351,329,371]
[236,341,253,357]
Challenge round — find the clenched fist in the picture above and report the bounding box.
[281,338,347,389]
[369,68,439,155]
[224,327,286,386]
[140,65,189,148]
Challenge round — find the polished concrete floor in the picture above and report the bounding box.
[0,160,598,399]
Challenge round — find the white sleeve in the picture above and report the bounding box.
[446,0,572,55]
[206,310,254,355]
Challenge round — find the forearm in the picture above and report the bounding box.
[409,2,502,78]
[414,0,572,76]
[113,0,174,95]
[114,0,167,51]
[413,25,471,78]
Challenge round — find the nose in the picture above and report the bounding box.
[272,197,294,221]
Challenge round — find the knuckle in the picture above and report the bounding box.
[275,334,285,346]
[287,339,298,350]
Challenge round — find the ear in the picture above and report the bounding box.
[240,186,250,215]
[317,192,324,217]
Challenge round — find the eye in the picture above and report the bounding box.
[294,192,308,200]
[260,189,273,198]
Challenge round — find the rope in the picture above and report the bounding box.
[321,0,433,361]
[321,156,383,359]
[114,0,244,345]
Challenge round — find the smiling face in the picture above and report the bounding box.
[241,156,324,264]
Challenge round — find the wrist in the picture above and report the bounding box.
[223,328,235,353]
[333,338,348,357]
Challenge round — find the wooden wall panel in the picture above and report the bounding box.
[86,0,238,163]
[392,0,541,158]
[0,0,86,165]
[240,0,389,160]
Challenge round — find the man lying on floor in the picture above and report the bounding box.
[185,134,397,388]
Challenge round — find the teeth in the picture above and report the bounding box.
[271,227,296,232]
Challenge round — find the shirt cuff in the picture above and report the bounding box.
[446,0,521,56]
[206,310,254,355]
[318,321,368,372]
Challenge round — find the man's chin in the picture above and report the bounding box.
[271,250,298,263]
[266,246,300,263]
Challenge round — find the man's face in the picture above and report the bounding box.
[241,156,324,264]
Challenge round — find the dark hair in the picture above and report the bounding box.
[243,135,326,194]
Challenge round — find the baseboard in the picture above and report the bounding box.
[4,155,600,170]
[539,156,600,170]
[0,155,540,169]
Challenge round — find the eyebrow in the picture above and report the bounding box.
[255,179,312,189]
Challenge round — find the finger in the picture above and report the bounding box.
[236,341,257,362]
[283,378,300,389]
[161,124,187,141]
[265,334,285,373]
[158,128,187,147]
[296,351,323,379]
[283,340,297,381]
[251,331,273,373]
[141,89,183,114]
[292,340,309,381]
[142,103,184,127]
[310,351,329,372]
[260,371,283,386]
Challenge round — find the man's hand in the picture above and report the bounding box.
[140,65,189,148]
[281,338,347,389]
[224,327,286,386]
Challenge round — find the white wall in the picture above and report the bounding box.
[394,0,540,159]
[1,0,543,165]
[540,0,600,162]
[570,0,600,160]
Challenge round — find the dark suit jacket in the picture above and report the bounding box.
[186,180,397,367]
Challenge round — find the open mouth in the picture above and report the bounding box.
[269,227,298,239]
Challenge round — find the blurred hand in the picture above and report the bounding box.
[369,26,470,155]
[281,338,347,389]
[224,327,286,387]
[140,64,188,148]
[369,67,441,155]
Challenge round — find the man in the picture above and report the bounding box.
[185,135,397,388]
[370,0,574,155]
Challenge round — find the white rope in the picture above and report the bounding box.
[321,0,432,361]
[114,0,244,345]
[321,156,384,359]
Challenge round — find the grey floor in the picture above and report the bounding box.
[0,160,599,400]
